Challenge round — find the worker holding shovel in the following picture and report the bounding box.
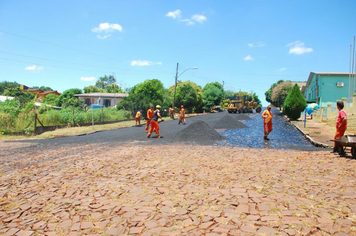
[147,105,164,138]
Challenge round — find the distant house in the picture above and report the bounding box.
[302,72,350,107]
[294,81,306,91]
[37,90,61,100]
[74,93,129,108]
[20,85,61,101]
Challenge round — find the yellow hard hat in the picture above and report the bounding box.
[156,105,161,109]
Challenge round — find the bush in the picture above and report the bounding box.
[283,84,306,120]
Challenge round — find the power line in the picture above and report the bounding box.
[0,31,122,62]
[0,57,110,73]
[0,57,172,77]
[0,50,131,72]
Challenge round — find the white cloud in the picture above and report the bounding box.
[92,23,123,39]
[131,60,162,66]
[25,65,43,71]
[279,68,287,71]
[92,23,122,33]
[181,19,194,25]
[166,10,207,25]
[192,14,207,23]
[80,77,96,81]
[287,41,313,55]
[97,35,110,39]
[166,9,182,19]
[244,55,253,61]
[248,42,266,47]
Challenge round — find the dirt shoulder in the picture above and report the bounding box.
[291,118,336,148]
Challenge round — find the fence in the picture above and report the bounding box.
[33,113,135,135]
[2,108,134,136]
[312,97,356,133]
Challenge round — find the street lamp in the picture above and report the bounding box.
[172,63,198,110]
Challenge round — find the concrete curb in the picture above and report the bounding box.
[292,124,329,148]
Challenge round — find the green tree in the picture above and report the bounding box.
[106,84,124,93]
[119,79,164,115]
[31,86,53,91]
[42,93,59,106]
[168,81,202,112]
[265,80,284,104]
[202,82,224,110]
[0,81,20,95]
[95,75,116,89]
[283,84,306,120]
[3,87,35,106]
[271,81,293,108]
[0,98,21,116]
[251,92,262,106]
[55,88,82,107]
[175,82,198,113]
[83,85,106,93]
[224,90,235,100]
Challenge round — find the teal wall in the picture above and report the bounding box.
[304,75,317,102]
[319,75,349,107]
[304,73,350,107]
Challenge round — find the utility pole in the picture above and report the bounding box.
[222,81,225,107]
[172,63,179,110]
[172,63,198,112]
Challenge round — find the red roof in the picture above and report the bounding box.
[39,90,60,96]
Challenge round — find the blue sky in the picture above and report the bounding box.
[0,0,355,106]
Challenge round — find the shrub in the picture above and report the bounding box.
[283,84,306,120]
[271,81,293,108]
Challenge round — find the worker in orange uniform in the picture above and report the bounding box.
[333,101,347,155]
[169,106,174,120]
[147,105,164,138]
[178,105,186,125]
[135,110,141,126]
[262,105,273,140]
[145,105,154,132]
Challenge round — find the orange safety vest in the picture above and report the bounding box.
[147,108,153,119]
[180,108,185,116]
[262,110,272,123]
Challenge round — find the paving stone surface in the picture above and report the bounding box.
[0,144,355,235]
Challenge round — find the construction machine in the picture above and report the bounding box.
[226,95,262,114]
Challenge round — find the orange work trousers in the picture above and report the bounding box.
[264,121,273,137]
[179,116,186,124]
[135,117,140,126]
[147,120,160,138]
[145,119,151,131]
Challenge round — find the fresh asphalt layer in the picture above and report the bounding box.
[4,108,323,152]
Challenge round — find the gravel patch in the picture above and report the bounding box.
[213,115,248,129]
[173,120,226,145]
[235,114,253,120]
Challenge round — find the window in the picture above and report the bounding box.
[104,99,111,107]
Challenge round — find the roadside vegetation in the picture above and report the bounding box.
[0,76,264,138]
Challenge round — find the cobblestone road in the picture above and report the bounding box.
[0,111,355,235]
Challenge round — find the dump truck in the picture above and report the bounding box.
[226,95,262,113]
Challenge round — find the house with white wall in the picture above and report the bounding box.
[74,93,128,108]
